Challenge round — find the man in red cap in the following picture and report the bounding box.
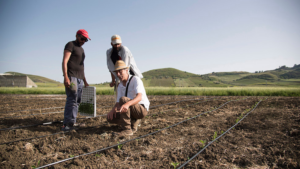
[61,29,91,131]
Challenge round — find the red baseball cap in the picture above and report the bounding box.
[77,29,91,40]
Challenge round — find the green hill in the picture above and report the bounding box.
[143,68,197,79]
[142,68,227,87]
[239,73,277,81]
[141,64,300,87]
[279,68,300,79]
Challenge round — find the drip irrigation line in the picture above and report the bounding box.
[0,121,63,131]
[0,106,112,119]
[177,100,262,169]
[35,97,249,169]
[0,98,212,131]
[0,107,64,114]
[148,97,218,116]
[0,125,98,145]
[0,111,64,119]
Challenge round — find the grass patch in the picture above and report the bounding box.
[145,87,300,96]
[0,87,299,96]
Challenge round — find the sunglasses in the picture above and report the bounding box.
[79,35,88,42]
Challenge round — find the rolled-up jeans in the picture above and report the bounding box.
[63,76,84,126]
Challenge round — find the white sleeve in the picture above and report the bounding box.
[134,77,144,94]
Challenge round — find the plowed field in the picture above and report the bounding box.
[0,95,299,169]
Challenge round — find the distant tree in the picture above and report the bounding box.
[255,71,258,73]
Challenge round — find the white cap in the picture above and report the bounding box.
[111,35,122,45]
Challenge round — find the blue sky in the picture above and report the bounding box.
[0,0,299,84]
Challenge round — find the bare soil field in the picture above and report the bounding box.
[0,95,299,169]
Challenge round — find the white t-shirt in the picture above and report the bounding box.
[117,75,150,111]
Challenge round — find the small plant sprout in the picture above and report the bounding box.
[221,131,224,134]
[199,140,206,148]
[95,154,101,157]
[117,142,123,150]
[69,155,75,158]
[69,82,75,88]
[187,156,190,160]
[31,160,40,169]
[213,131,218,140]
[170,162,180,169]
[236,118,240,123]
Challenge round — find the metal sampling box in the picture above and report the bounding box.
[79,86,96,117]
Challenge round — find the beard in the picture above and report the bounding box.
[76,39,84,47]
[113,46,121,51]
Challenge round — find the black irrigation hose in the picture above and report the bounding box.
[0,107,64,114]
[0,121,63,131]
[0,111,64,119]
[0,125,98,145]
[0,106,112,119]
[177,99,262,169]
[0,98,211,131]
[36,97,249,169]
[148,97,218,116]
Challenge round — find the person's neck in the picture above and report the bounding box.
[122,74,129,86]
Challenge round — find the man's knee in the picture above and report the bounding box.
[119,96,131,105]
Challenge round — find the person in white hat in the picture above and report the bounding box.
[107,60,149,136]
[106,35,143,102]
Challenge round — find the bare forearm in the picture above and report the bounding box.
[111,72,115,82]
[62,62,68,77]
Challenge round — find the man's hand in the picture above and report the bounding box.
[64,77,70,88]
[83,77,89,87]
[110,81,115,87]
[107,109,117,121]
[120,102,130,113]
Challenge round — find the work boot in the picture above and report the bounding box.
[73,123,86,127]
[115,128,133,136]
[131,119,141,133]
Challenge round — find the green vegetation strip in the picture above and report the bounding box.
[0,87,299,96]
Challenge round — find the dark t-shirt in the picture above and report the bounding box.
[64,41,85,79]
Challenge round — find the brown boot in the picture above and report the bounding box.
[131,119,141,133]
[116,128,133,136]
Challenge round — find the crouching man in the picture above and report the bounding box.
[107,60,149,136]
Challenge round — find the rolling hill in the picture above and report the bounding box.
[141,64,300,87]
[4,64,300,87]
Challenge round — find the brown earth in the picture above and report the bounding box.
[0,95,299,169]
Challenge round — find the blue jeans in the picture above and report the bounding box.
[63,76,84,126]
